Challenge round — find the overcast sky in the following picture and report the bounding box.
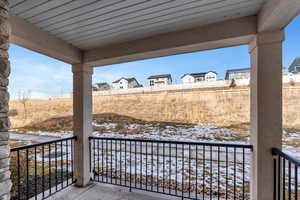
[8,15,300,99]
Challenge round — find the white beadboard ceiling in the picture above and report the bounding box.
[9,0,265,50]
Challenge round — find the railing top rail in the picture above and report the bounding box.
[89,136,253,149]
[10,136,77,152]
[272,148,300,167]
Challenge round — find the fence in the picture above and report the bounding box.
[273,148,300,200]
[89,137,253,199]
[10,137,76,200]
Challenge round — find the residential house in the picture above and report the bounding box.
[288,57,300,73]
[225,68,250,80]
[112,77,141,89]
[92,82,110,91]
[181,71,217,84]
[148,74,172,86]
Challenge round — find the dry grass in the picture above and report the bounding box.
[9,98,73,128]
[8,87,300,130]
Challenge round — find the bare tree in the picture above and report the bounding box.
[18,90,31,120]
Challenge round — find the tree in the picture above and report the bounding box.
[18,90,31,120]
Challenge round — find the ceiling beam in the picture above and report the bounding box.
[258,0,300,32]
[83,16,257,67]
[9,14,82,64]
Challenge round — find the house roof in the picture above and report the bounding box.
[225,68,250,79]
[147,74,172,79]
[290,57,300,68]
[181,71,217,79]
[112,77,138,84]
[94,82,109,87]
[226,68,250,73]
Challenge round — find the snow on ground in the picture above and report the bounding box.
[93,149,251,199]
[9,121,300,199]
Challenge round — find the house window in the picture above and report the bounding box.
[150,80,154,86]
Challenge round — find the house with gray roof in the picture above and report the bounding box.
[225,68,250,80]
[92,82,110,91]
[288,57,300,73]
[148,74,172,86]
[181,71,217,84]
[112,77,141,89]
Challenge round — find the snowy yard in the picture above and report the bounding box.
[9,121,300,199]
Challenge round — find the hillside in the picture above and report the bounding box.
[9,86,300,133]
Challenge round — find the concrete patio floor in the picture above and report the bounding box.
[47,182,179,200]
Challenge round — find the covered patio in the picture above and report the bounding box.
[1,0,300,199]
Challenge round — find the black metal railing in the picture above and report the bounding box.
[10,136,76,200]
[89,137,253,199]
[273,148,300,200]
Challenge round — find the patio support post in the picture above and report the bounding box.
[249,30,284,200]
[0,0,11,199]
[72,64,93,187]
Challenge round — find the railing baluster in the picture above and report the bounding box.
[210,145,213,200]
[111,139,113,184]
[35,146,37,200]
[106,139,109,183]
[163,142,165,193]
[243,147,245,200]
[140,141,142,189]
[26,148,29,200]
[175,143,178,196]
[169,143,171,195]
[115,140,117,185]
[196,145,198,199]
[130,140,132,191]
[102,139,104,183]
[157,142,159,192]
[189,144,191,198]
[218,146,220,200]
[42,145,45,199]
[61,141,63,189]
[17,150,20,200]
[203,145,206,200]
[288,160,291,199]
[295,165,298,200]
[66,139,69,186]
[152,142,155,193]
[135,141,137,188]
[71,139,74,183]
[226,146,228,200]
[98,139,100,182]
[55,142,58,192]
[182,144,185,199]
[146,141,148,190]
[234,147,236,200]
[283,158,286,200]
[118,141,123,185]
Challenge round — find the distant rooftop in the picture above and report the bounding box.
[112,77,138,84]
[290,57,300,68]
[226,68,250,73]
[181,71,217,78]
[148,74,172,79]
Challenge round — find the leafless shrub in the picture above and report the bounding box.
[18,90,31,120]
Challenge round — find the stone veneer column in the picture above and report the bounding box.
[0,0,11,200]
[249,30,284,200]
